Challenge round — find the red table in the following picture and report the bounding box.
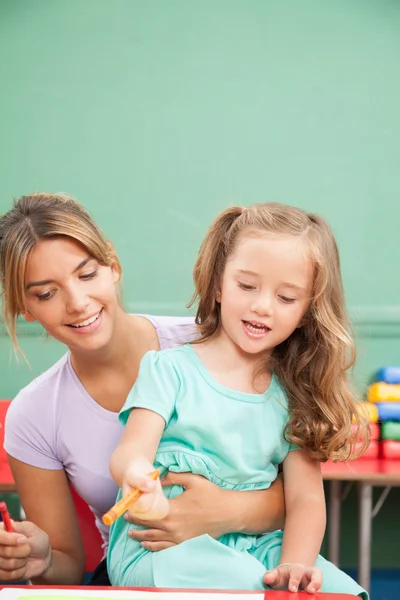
[322,459,400,592]
[0,585,359,598]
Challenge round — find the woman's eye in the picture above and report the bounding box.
[80,270,98,281]
[238,282,255,291]
[279,295,296,303]
[37,291,54,302]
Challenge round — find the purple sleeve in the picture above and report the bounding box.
[141,315,198,349]
[4,388,63,470]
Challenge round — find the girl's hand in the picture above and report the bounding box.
[126,472,228,550]
[264,562,323,593]
[123,467,169,521]
[0,520,51,581]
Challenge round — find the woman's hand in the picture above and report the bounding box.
[264,562,323,593]
[0,520,51,581]
[127,471,285,551]
[127,471,235,551]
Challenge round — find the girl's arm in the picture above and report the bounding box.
[128,472,285,550]
[110,408,168,520]
[280,449,325,564]
[4,456,86,584]
[264,450,325,592]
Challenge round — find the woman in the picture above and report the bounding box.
[0,193,285,585]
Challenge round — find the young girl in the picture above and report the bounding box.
[107,202,369,597]
[0,193,285,584]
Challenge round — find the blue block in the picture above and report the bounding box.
[378,403,400,422]
[377,366,400,384]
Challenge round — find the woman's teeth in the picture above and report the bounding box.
[69,311,101,328]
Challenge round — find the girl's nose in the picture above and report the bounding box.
[251,293,273,316]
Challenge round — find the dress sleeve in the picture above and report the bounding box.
[119,350,180,427]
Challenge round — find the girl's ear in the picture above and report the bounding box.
[21,312,36,323]
[216,291,221,303]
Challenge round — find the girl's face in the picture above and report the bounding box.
[23,237,121,353]
[217,233,313,357]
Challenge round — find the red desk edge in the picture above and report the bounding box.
[0,585,358,599]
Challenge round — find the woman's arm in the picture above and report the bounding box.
[128,471,285,551]
[227,472,285,534]
[4,457,86,584]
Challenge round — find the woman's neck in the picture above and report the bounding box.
[68,311,160,412]
[69,311,154,377]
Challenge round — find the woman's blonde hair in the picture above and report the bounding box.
[189,202,370,461]
[0,193,121,352]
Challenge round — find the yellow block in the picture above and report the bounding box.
[367,382,400,403]
[356,401,378,423]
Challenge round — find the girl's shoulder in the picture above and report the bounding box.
[270,374,291,413]
[139,343,193,372]
[137,314,199,349]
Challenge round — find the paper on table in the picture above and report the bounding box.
[0,590,264,600]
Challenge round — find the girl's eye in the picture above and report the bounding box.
[279,295,296,304]
[37,291,54,302]
[238,282,256,291]
[80,270,98,281]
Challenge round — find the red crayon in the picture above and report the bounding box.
[0,501,14,532]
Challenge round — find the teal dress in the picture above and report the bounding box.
[108,345,367,599]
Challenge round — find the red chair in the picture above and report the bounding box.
[70,486,104,573]
[0,401,15,491]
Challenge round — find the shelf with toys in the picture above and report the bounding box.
[367,366,400,460]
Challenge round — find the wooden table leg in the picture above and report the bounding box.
[358,482,372,592]
[328,480,341,566]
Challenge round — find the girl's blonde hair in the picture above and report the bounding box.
[0,193,121,352]
[189,202,370,461]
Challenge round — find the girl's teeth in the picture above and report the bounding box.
[70,312,100,328]
[245,322,268,333]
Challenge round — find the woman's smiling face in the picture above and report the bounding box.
[23,236,121,352]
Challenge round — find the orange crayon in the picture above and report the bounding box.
[102,469,160,526]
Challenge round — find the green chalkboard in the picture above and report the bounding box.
[1,0,400,323]
[1,0,400,570]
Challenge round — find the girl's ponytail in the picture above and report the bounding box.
[188,206,244,340]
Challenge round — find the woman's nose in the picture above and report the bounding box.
[65,287,90,315]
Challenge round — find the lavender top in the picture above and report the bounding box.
[4,315,196,553]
